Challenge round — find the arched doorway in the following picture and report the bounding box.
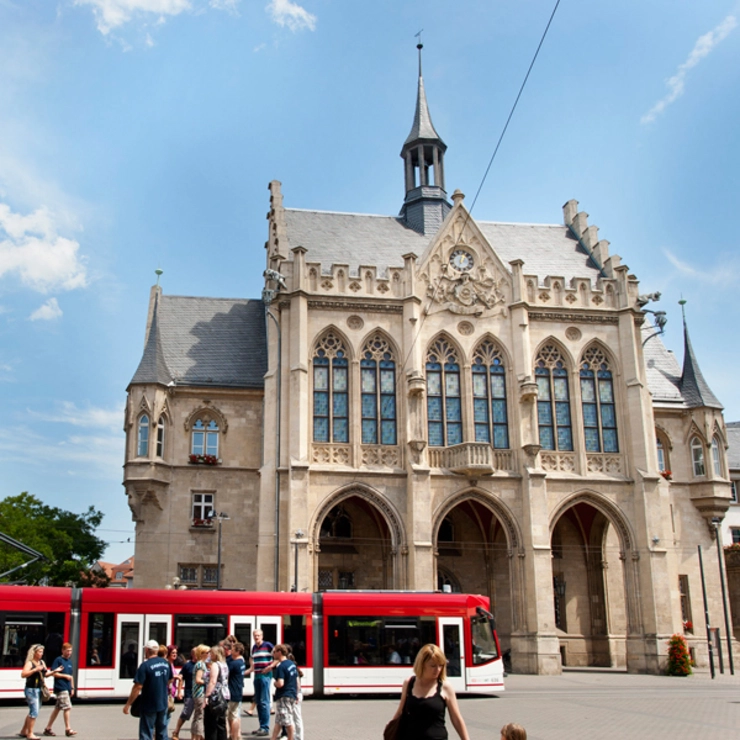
[434,496,517,648]
[550,499,629,668]
[314,494,397,590]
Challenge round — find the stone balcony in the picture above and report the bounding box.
[428,443,516,476]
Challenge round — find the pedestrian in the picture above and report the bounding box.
[204,644,230,740]
[500,724,527,740]
[227,642,246,740]
[286,651,303,740]
[269,645,298,740]
[20,644,52,740]
[247,629,274,737]
[43,641,77,737]
[122,638,174,740]
[389,643,470,740]
[171,648,197,740]
[191,645,211,740]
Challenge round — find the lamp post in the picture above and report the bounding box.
[712,517,735,675]
[291,529,305,592]
[211,511,230,590]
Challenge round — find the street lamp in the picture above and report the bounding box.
[712,517,734,675]
[291,529,305,592]
[209,510,230,590]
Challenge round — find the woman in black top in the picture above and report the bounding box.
[20,644,55,740]
[390,644,470,740]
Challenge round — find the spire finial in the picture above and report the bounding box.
[415,29,423,76]
[155,267,163,287]
[678,297,687,323]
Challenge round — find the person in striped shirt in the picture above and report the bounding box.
[246,630,274,737]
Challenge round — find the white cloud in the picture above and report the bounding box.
[210,0,240,11]
[29,298,63,322]
[74,0,192,35]
[642,15,737,124]
[663,247,740,288]
[0,203,88,293]
[266,0,316,32]
[28,401,124,432]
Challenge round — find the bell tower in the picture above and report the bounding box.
[399,43,451,235]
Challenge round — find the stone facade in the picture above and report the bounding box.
[124,66,737,675]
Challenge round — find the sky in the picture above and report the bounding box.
[1,0,739,565]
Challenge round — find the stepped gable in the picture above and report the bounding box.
[130,294,266,389]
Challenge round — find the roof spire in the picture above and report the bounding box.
[679,299,723,409]
[415,29,423,76]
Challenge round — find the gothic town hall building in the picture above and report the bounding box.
[124,66,736,675]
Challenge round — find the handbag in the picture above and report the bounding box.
[40,682,51,703]
[167,695,175,715]
[383,715,402,740]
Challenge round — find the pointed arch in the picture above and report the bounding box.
[184,405,228,433]
[578,342,619,453]
[471,336,511,449]
[312,327,351,444]
[534,339,574,452]
[426,333,464,447]
[359,330,399,446]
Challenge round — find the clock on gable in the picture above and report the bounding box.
[449,248,474,272]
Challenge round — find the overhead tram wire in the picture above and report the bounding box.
[398,0,563,378]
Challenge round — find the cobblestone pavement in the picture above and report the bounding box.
[2,670,739,740]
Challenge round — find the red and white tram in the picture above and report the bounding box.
[0,586,503,699]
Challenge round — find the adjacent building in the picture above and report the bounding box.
[124,60,736,674]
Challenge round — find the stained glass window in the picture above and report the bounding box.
[360,334,397,446]
[313,331,350,444]
[472,340,509,448]
[535,345,573,451]
[580,346,618,453]
[426,337,462,447]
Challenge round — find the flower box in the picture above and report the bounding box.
[191,518,214,528]
[189,454,219,465]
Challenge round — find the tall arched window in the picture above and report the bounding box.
[156,417,165,458]
[313,331,349,443]
[426,337,462,447]
[535,345,572,451]
[691,436,705,477]
[580,346,618,453]
[360,334,397,445]
[472,340,509,448]
[656,430,671,473]
[192,419,219,457]
[137,415,149,457]
[712,436,722,476]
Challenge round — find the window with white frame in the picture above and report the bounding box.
[192,419,219,457]
[137,415,149,457]
[656,432,670,473]
[731,481,738,504]
[156,417,165,457]
[712,436,722,476]
[691,436,705,477]
[732,528,740,544]
[192,492,214,525]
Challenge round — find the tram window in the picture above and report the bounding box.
[148,623,167,648]
[1,612,65,668]
[327,615,435,667]
[260,623,278,647]
[282,615,307,665]
[87,612,114,668]
[232,622,253,651]
[119,622,140,677]
[174,614,227,657]
[442,624,461,677]
[470,613,499,664]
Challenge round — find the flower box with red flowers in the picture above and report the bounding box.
[660,470,672,481]
[191,518,214,528]
[188,454,219,465]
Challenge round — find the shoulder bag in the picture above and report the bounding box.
[383,676,413,740]
[40,681,51,702]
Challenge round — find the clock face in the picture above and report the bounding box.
[449,249,474,272]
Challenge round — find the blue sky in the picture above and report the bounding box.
[1,0,739,564]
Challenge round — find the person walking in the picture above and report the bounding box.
[43,641,77,737]
[389,644,470,740]
[269,645,298,740]
[247,630,274,737]
[204,644,230,740]
[191,645,211,740]
[226,642,246,740]
[500,724,527,740]
[122,639,174,740]
[171,648,197,740]
[20,644,54,740]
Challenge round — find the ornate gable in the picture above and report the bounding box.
[417,193,512,318]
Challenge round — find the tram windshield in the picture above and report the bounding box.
[470,610,499,664]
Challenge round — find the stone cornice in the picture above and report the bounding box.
[528,310,619,325]
[306,299,404,314]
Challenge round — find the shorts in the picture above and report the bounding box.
[55,690,72,710]
[227,700,241,723]
[24,688,41,719]
[191,696,205,736]
[179,696,194,721]
[274,696,296,727]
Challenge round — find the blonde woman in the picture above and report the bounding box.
[204,644,229,740]
[390,644,470,740]
[20,644,54,740]
[191,645,211,740]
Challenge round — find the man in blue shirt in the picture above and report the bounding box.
[123,639,174,740]
[227,642,246,740]
[171,648,196,740]
[43,642,76,737]
[270,645,298,740]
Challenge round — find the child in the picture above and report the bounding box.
[500,723,527,740]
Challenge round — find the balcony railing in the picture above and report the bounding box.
[428,443,516,476]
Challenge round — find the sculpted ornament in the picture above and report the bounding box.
[421,252,508,317]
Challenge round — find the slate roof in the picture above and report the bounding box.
[283,209,604,282]
[130,294,267,389]
[680,320,723,409]
[726,422,740,470]
[642,327,684,405]
[403,74,444,147]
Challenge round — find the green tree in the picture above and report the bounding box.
[0,492,109,586]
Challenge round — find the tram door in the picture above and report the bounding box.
[438,617,465,693]
[230,616,281,700]
[115,614,171,696]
